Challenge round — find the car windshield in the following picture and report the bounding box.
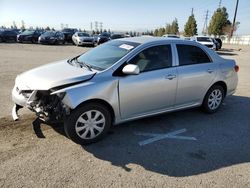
[100,33,110,37]
[42,32,55,36]
[78,33,90,37]
[22,30,35,35]
[76,40,140,70]
[197,37,212,42]
[62,28,74,32]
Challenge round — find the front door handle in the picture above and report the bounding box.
[207,69,214,73]
[165,74,176,80]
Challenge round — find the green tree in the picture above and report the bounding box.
[208,7,231,36]
[171,18,179,34]
[184,14,198,37]
[154,29,159,36]
[165,24,172,34]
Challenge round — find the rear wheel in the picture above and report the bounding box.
[0,37,2,43]
[64,103,112,145]
[202,85,225,113]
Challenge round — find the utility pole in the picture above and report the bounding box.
[218,0,222,8]
[230,0,239,38]
[99,22,103,31]
[90,22,93,31]
[94,21,98,31]
[202,10,209,35]
[191,8,194,15]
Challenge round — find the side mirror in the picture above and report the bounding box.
[122,64,140,75]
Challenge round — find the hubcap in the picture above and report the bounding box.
[208,89,223,110]
[75,110,105,140]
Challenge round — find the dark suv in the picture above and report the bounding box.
[17,30,44,43]
[62,28,78,43]
[97,32,111,45]
[0,30,18,42]
[38,31,65,45]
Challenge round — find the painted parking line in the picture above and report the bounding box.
[134,128,197,146]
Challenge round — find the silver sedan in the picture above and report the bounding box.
[72,32,95,46]
[12,37,238,144]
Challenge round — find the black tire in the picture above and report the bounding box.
[31,38,36,44]
[0,37,2,43]
[64,102,112,145]
[202,85,225,114]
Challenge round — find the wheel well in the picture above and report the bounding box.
[76,99,115,123]
[211,81,227,96]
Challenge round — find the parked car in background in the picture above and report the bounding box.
[110,33,125,39]
[97,32,111,45]
[0,30,18,42]
[92,34,99,44]
[62,28,78,43]
[17,30,44,43]
[38,31,65,45]
[72,32,95,46]
[215,38,222,49]
[12,37,238,144]
[211,38,220,51]
[162,34,180,38]
[191,36,216,50]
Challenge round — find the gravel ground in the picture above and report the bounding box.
[0,43,249,187]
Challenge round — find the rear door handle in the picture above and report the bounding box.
[207,69,214,73]
[165,74,176,80]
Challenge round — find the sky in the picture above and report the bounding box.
[0,0,249,35]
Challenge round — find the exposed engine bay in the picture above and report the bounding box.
[12,89,69,122]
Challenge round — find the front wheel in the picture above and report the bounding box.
[64,103,112,145]
[202,85,225,113]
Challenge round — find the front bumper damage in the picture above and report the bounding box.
[12,104,23,121]
[12,86,69,121]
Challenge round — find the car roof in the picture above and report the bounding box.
[116,36,193,45]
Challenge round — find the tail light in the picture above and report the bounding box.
[234,65,239,72]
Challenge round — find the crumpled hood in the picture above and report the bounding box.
[15,60,96,90]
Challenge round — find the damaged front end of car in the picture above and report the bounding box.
[12,87,70,122]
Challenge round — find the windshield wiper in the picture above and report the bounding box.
[68,56,92,71]
[78,61,93,71]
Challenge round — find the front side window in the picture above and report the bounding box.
[176,44,211,66]
[129,45,172,72]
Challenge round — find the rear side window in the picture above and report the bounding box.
[176,44,211,66]
[129,45,172,72]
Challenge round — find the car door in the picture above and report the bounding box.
[118,44,177,119]
[175,44,217,107]
[9,31,16,41]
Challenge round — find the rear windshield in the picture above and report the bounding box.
[77,40,140,70]
[197,37,212,42]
